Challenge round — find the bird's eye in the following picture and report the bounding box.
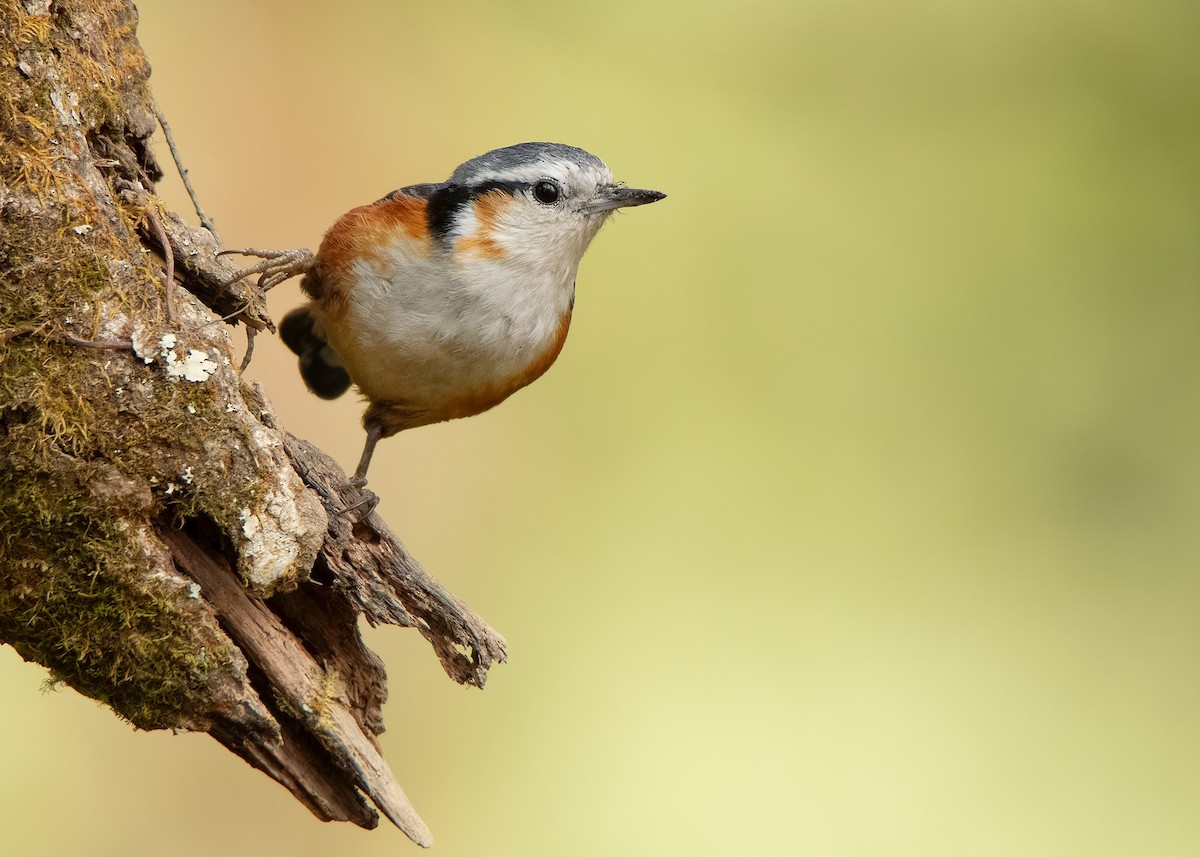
[532,180,561,204]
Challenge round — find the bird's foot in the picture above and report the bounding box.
[337,476,380,519]
[217,247,316,291]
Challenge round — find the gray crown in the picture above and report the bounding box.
[449,142,606,185]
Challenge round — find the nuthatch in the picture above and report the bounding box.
[225,142,665,501]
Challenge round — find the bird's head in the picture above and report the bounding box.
[429,142,665,271]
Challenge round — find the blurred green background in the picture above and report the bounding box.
[4,0,1200,854]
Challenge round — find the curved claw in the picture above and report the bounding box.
[218,247,316,292]
[337,484,380,520]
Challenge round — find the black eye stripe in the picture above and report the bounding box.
[426,184,471,240]
[427,181,522,240]
[471,180,528,197]
[427,179,565,240]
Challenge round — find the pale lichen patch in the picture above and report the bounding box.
[164,347,217,382]
[236,478,322,593]
[239,507,261,538]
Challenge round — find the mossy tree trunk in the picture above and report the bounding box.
[0,1,505,846]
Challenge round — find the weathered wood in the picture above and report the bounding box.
[280,431,509,688]
[165,526,432,844]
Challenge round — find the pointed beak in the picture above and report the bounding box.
[585,184,667,214]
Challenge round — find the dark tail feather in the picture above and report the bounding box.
[279,306,351,400]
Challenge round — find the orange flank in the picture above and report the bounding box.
[364,309,574,439]
[435,309,574,423]
[512,309,572,391]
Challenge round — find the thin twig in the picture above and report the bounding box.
[241,327,257,372]
[153,98,220,242]
[58,333,131,350]
[0,325,39,346]
[145,207,176,325]
[200,301,258,328]
[0,327,127,350]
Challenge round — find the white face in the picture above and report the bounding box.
[470,157,620,268]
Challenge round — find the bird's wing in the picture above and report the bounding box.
[379,182,443,202]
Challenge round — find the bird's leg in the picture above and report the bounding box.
[352,423,384,486]
[217,247,316,291]
[338,423,384,518]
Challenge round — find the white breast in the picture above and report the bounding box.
[324,236,577,408]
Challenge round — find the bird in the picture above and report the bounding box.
[222,142,665,505]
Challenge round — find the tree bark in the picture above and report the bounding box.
[0,1,506,846]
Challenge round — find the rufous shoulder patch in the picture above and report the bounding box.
[309,192,432,320]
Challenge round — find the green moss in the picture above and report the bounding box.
[0,464,237,729]
[0,0,303,731]
[1,0,155,199]
[0,330,265,726]
[0,290,260,729]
